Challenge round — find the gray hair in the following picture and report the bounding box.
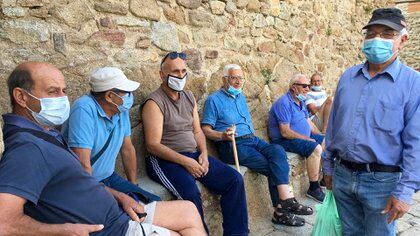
[400,28,408,36]
[223,64,241,77]
[289,74,307,88]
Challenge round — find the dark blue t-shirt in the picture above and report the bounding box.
[0,114,130,236]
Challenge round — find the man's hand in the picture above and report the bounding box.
[115,192,146,222]
[305,137,316,142]
[198,152,209,176]
[323,175,332,190]
[382,195,410,224]
[183,157,205,178]
[221,126,236,141]
[63,223,104,236]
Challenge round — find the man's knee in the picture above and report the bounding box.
[310,144,322,157]
[179,201,202,225]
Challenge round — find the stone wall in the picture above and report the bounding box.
[396,0,420,71]
[0,0,398,140]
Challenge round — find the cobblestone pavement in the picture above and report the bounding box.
[258,192,420,236]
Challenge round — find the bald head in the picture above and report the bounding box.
[7,61,66,109]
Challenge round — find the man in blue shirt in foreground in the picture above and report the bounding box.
[323,8,420,235]
[202,64,313,227]
[0,61,205,235]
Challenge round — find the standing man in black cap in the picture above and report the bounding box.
[323,8,420,235]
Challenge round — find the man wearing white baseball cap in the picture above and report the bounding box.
[62,67,206,235]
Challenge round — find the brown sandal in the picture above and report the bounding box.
[280,198,313,215]
[272,208,305,227]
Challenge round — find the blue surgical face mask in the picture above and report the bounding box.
[362,38,397,64]
[296,94,306,102]
[112,92,134,113]
[26,92,70,127]
[311,86,322,92]
[227,85,242,96]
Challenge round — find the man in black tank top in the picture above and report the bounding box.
[142,52,249,236]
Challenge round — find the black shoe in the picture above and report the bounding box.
[306,187,325,203]
[319,178,326,189]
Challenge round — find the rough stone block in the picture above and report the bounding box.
[17,0,43,7]
[53,33,66,53]
[2,7,26,17]
[90,30,125,46]
[176,0,201,9]
[129,0,161,21]
[183,48,202,72]
[210,1,226,15]
[0,19,50,43]
[189,10,213,27]
[205,50,219,59]
[94,1,129,15]
[151,22,180,51]
[247,0,261,13]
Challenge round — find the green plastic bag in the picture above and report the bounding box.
[311,190,342,236]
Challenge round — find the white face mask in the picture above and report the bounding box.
[167,74,187,92]
[26,92,70,127]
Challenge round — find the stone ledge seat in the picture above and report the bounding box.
[136,152,308,235]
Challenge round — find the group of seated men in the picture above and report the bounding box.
[0,52,332,235]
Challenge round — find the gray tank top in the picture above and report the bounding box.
[144,87,197,153]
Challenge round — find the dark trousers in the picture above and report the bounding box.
[100,172,161,203]
[146,152,249,236]
[217,136,290,207]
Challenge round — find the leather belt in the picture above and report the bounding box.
[235,134,254,141]
[339,159,401,173]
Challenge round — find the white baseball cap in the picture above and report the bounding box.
[89,67,140,92]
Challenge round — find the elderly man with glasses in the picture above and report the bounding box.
[268,73,325,203]
[323,8,420,235]
[142,53,249,236]
[201,64,313,227]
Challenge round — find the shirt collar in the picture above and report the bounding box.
[219,88,239,98]
[286,91,304,108]
[358,58,401,82]
[2,113,61,137]
[89,93,120,122]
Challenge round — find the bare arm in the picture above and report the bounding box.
[0,193,103,236]
[202,125,234,142]
[71,147,93,175]
[192,100,207,155]
[142,100,204,178]
[308,118,321,134]
[142,100,191,164]
[279,123,314,141]
[307,103,320,116]
[120,136,137,184]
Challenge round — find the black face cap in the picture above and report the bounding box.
[363,8,407,31]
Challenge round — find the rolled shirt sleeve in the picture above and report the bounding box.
[201,97,218,127]
[66,106,95,149]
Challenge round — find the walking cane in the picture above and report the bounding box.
[230,126,240,173]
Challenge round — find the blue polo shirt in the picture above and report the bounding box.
[62,94,131,181]
[268,91,311,140]
[202,88,254,137]
[0,114,129,235]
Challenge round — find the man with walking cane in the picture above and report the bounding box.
[323,8,420,235]
[202,64,313,227]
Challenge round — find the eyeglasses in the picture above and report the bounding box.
[160,52,187,67]
[224,75,245,81]
[362,29,400,39]
[293,83,310,88]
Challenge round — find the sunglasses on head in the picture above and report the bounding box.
[294,83,310,88]
[161,52,187,67]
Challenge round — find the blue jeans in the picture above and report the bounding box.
[146,152,248,236]
[272,133,324,158]
[333,162,400,236]
[101,172,161,203]
[216,136,289,207]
